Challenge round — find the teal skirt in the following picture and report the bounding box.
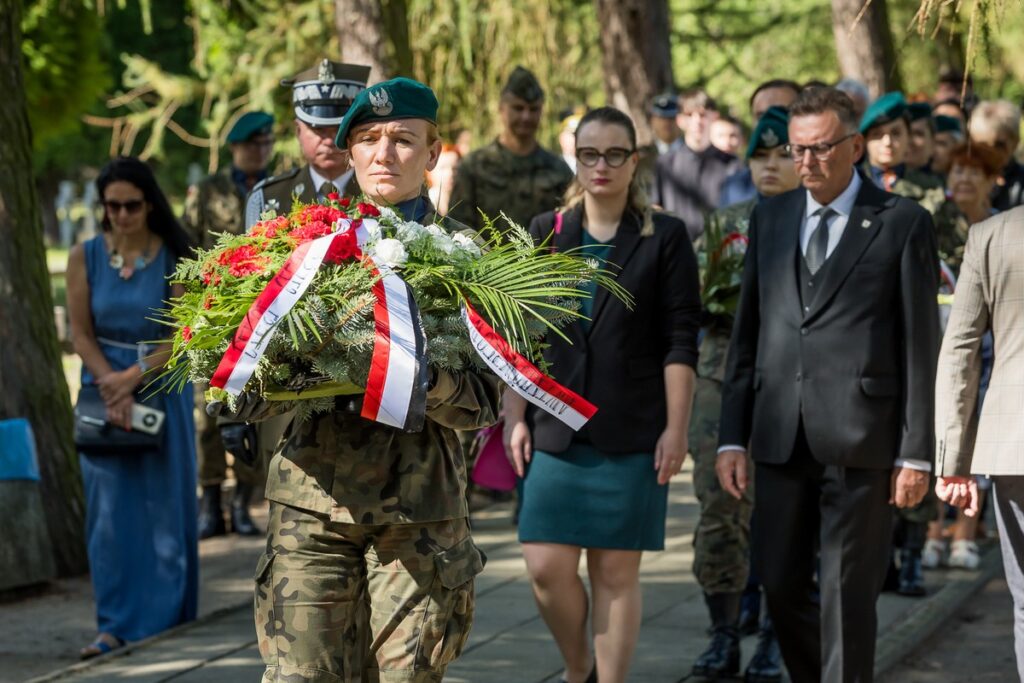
[517,443,669,551]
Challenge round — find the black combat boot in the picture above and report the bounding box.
[898,548,926,596]
[692,592,741,679]
[198,484,227,539]
[745,616,782,682]
[230,482,261,536]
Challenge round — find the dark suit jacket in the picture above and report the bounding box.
[652,144,742,240]
[719,178,941,468]
[527,205,701,454]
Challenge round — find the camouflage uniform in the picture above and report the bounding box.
[183,170,265,488]
[690,199,755,595]
[870,166,947,216]
[239,361,501,682]
[932,199,969,276]
[446,140,573,232]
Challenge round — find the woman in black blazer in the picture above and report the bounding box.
[503,107,701,683]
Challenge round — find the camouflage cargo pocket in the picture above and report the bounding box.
[420,536,485,669]
[254,550,278,665]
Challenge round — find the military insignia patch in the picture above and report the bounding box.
[318,59,334,85]
[761,128,779,148]
[369,88,393,116]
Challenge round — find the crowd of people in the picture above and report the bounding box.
[63,56,1024,683]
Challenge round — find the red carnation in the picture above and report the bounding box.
[324,231,361,264]
[356,202,380,217]
[182,326,193,342]
[327,192,340,201]
[339,197,351,208]
[289,220,334,243]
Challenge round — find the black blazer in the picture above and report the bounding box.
[719,178,941,468]
[527,205,701,454]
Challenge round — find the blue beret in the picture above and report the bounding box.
[935,115,964,135]
[335,77,439,147]
[227,112,274,143]
[860,92,908,133]
[650,93,679,118]
[746,106,789,160]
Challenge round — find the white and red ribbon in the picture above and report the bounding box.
[462,302,597,430]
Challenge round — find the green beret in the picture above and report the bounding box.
[859,91,908,133]
[502,66,544,102]
[907,102,933,121]
[227,111,274,143]
[935,115,964,135]
[335,77,439,147]
[282,59,370,127]
[746,106,789,160]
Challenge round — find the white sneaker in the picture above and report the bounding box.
[922,538,946,568]
[949,540,981,570]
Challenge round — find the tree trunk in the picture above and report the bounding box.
[832,0,902,98]
[0,0,88,577]
[595,0,674,146]
[335,0,392,84]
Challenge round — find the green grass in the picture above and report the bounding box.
[48,248,69,309]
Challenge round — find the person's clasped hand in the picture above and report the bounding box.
[935,475,981,517]
[99,366,142,430]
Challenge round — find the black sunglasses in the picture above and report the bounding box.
[103,200,145,214]
[576,147,636,168]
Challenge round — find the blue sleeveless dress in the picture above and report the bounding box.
[79,236,198,641]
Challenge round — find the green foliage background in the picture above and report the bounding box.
[21,0,1024,214]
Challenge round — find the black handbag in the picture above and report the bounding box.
[73,384,164,455]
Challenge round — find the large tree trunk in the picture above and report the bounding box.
[832,0,902,98]
[335,0,392,84]
[595,0,674,146]
[0,0,88,576]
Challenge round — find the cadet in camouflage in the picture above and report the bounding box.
[446,66,573,233]
[218,77,503,683]
[691,106,796,680]
[184,111,276,539]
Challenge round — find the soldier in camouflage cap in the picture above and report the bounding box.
[690,106,797,681]
[447,65,573,234]
[245,59,370,229]
[183,110,275,539]
[218,76,503,683]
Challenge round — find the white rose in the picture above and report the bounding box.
[452,232,482,257]
[371,238,409,268]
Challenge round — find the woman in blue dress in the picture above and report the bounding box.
[67,157,198,658]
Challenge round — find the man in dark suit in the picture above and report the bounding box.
[716,87,940,683]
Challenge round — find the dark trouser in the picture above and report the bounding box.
[753,425,892,683]
[992,476,1024,682]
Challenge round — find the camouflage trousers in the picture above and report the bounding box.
[688,330,753,595]
[255,502,485,682]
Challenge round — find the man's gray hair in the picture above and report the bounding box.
[835,78,869,105]
[969,100,1022,142]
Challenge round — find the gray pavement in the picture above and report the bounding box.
[17,464,1005,683]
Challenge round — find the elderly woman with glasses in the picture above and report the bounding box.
[503,106,702,683]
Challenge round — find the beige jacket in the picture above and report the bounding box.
[935,207,1024,476]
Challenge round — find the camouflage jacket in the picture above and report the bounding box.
[265,368,501,524]
[183,170,247,250]
[245,165,359,229]
[931,200,971,276]
[447,139,574,232]
[866,165,946,216]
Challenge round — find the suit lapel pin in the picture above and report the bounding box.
[861,219,872,229]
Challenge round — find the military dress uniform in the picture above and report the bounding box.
[446,67,573,233]
[245,60,371,229]
[184,111,275,537]
[224,77,502,683]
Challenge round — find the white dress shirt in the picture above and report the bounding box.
[718,171,930,472]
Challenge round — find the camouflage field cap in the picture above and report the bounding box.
[501,66,544,102]
[226,111,274,143]
[334,77,439,147]
[746,106,789,160]
[282,59,371,127]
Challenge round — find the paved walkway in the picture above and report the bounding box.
[20,464,1003,683]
